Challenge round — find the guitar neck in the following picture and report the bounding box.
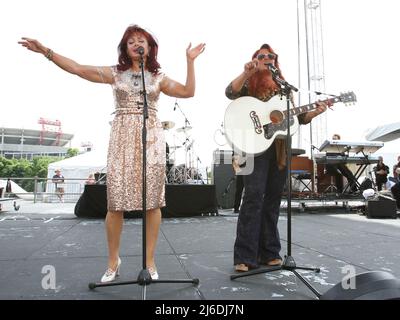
[283,97,339,117]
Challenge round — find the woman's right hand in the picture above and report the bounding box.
[18,37,47,55]
[244,59,259,77]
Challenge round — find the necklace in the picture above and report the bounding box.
[131,73,141,87]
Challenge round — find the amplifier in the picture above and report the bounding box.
[366,198,397,219]
[213,149,233,165]
[212,163,236,209]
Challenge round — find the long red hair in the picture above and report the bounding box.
[248,44,283,98]
[117,24,161,75]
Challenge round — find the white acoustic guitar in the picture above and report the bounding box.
[224,92,357,155]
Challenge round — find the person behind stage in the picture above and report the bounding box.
[19,25,205,282]
[373,156,389,191]
[225,43,328,272]
[52,169,65,203]
[85,173,96,185]
[391,155,400,183]
[390,156,400,208]
[5,178,12,194]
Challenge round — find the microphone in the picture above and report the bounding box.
[266,63,279,75]
[174,100,178,111]
[135,46,144,55]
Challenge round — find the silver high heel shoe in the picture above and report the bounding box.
[101,257,121,283]
[148,265,159,280]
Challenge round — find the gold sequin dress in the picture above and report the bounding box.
[107,66,166,211]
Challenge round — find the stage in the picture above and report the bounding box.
[1,200,400,300]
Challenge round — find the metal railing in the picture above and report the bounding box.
[0,177,96,203]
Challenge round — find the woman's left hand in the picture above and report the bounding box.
[186,43,206,61]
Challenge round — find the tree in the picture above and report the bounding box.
[0,156,62,192]
[32,156,62,178]
[0,157,14,177]
[66,148,79,158]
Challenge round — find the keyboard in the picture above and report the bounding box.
[319,140,384,154]
[315,155,380,165]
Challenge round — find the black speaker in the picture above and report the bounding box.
[163,184,218,217]
[213,163,236,209]
[212,150,236,209]
[74,184,140,218]
[366,198,397,219]
[321,271,400,300]
[74,184,218,218]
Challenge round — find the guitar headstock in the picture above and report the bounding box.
[338,91,357,106]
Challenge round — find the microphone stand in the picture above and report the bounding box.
[89,50,198,299]
[230,66,322,299]
[174,101,192,183]
[174,100,191,129]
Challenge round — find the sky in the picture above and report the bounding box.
[2,0,400,170]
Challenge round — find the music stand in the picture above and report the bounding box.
[230,66,322,299]
[89,50,198,299]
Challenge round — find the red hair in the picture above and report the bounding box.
[117,24,161,75]
[248,44,283,98]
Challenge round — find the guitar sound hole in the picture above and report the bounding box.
[270,110,283,124]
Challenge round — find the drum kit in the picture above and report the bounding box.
[161,120,203,184]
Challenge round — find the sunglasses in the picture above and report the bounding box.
[257,53,276,60]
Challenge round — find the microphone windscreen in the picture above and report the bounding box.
[137,47,144,54]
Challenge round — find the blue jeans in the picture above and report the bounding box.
[233,143,287,268]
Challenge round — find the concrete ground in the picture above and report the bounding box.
[1,200,400,302]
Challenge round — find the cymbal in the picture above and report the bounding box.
[162,121,175,130]
[176,126,192,133]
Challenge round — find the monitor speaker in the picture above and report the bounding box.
[366,198,397,219]
[320,271,400,300]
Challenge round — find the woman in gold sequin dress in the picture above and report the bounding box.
[19,25,205,283]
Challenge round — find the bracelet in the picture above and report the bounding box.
[45,48,53,61]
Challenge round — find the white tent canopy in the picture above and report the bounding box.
[46,149,107,198]
[366,122,400,142]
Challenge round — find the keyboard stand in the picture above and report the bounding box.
[342,151,372,194]
[324,175,338,193]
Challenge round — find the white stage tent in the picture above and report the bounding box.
[46,149,107,200]
[366,122,400,142]
[366,122,400,176]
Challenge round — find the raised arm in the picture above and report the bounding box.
[18,37,114,84]
[160,42,205,98]
[229,59,260,94]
